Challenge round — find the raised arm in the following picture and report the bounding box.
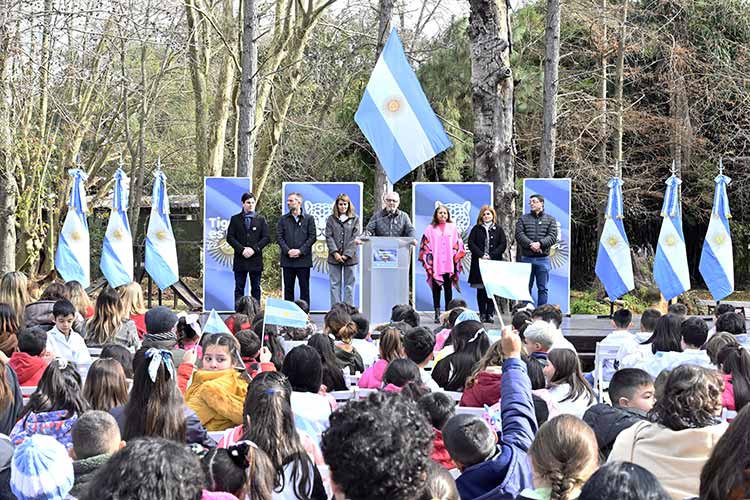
[499,328,537,452]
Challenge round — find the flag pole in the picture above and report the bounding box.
[490,295,506,329]
[260,308,266,351]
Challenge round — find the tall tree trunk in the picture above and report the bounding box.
[237,0,257,178]
[468,0,516,252]
[185,0,209,176]
[538,0,561,178]
[373,0,394,213]
[599,0,608,172]
[614,0,627,176]
[0,0,16,273]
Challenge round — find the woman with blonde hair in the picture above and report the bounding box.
[517,414,599,500]
[85,288,140,351]
[0,271,30,327]
[467,205,507,323]
[118,282,147,338]
[65,280,93,319]
[325,193,361,306]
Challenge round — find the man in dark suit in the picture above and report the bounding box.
[277,191,317,304]
[226,192,270,302]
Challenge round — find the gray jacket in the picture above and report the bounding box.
[515,210,558,258]
[364,209,416,238]
[325,214,360,266]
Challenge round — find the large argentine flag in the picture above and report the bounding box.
[55,169,90,287]
[595,177,634,300]
[100,168,133,288]
[699,165,733,301]
[145,170,179,290]
[653,172,690,300]
[355,28,452,184]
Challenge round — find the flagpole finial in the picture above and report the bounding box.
[75,153,81,169]
[670,160,677,176]
[156,157,162,171]
[118,154,125,171]
[719,157,724,176]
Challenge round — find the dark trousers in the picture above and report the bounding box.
[476,287,495,317]
[431,273,453,310]
[234,270,262,302]
[283,267,311,305]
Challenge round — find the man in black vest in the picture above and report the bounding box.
[277,191,317,304]
[226,192,270,302]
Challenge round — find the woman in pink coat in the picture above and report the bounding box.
[419,204,466,323]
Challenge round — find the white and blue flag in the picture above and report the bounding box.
[595,177,634,300]
[100,168,133,288]
[653,171,690,300]
[55,169,90,287]
[478,260,533,303]
[203,309,231,335]
[264,298,308,329]
[145,170,179,290]
[699,161,733,301]
[355,28,452,184]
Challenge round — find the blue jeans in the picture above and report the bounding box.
[520,255,550,306]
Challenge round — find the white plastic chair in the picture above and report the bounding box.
[282,340,306,354]
[455,406,485,416]
[88,347,103,358]
[330,390,355,402]
[355,388,376,400]
[594,342,621,403]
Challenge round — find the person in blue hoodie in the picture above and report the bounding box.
[442,325,537,500]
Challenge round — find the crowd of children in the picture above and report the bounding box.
[0,272,750,499]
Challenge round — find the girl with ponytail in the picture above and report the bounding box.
[517,414,599,500]
[717,344,750,412]
[201,440,275,500]
[325,307,364,374]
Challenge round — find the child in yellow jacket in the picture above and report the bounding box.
[179,332,270,431]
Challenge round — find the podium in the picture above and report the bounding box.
[361,237,412,324]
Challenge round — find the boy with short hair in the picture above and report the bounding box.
[418,392,456,469]
[636,308,662,343]
[442,327,536,499]
[9,327,50,386]
[597,308,640,381]
[522,321,554,365]
[404,326,441,391]
[45,299,91,366]
[70,411,125,498]
[583,368,654,459]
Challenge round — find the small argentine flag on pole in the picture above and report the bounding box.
[264,298,309,329]
[100,165,134,288]
[699,159,734,301]
[653,164,690,301]
[145,163,179,290]
[595,177,634,300]
[355,28,452,184]
[55,168,90,287]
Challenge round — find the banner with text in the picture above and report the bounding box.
[282,183,363,312]
[412,182,493,312]
[522,178,572,314]
[203,177,252,312]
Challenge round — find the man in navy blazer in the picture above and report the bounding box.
[226,192,270,302]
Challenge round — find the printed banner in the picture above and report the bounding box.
[282,183,363,312]
[203,177,253,312]
[522,178,572,314]
[412,182,493,312]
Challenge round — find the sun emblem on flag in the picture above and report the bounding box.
[607,235,620,248]
[156,230,168,240]
[665,234,677,246]
[70,231,81,241]
[112,229,124,240]
[383,96,403,115]
[713,233,726,246]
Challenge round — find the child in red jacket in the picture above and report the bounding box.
[9,328,50,387]
[417,391,457,470]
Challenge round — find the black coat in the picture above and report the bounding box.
[514,210,557,258]
[582,403,647,460]
[277,212,317,268]
[467,223,507,285]
[226,212,270,272]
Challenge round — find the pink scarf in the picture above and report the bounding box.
[419,223,466,289]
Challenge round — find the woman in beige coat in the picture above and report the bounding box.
[609,364,727,499]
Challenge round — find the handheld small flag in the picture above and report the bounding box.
[478,260,533,303]
[100,167,134,288]
[55,169,90,286]
[355,28,452,184]
[145,166,179,290]
[653,167,690,300]
[203,309,231,335]
[699,160,734,301]
[595,177,635,300]
[264,298,308,329]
